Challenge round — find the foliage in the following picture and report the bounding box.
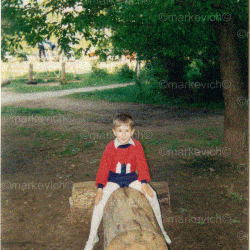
[69,83,224,109]
[3,0,248,57]
[91,61,108,77]
[1,0,248,105]
[116,64,135,79]
[1,0,47,60]
[16,52,28,61]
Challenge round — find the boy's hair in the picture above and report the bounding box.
[113,113,134,129]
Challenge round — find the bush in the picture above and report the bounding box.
[135,64,169,104]
[91,62,108,77]
[16,52,28,61]
[117,64,135,79]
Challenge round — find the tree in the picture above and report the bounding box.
[1,0,26,60]
[108,0,249,163]
[213,18,248,163]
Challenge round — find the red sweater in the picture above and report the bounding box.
[96,139,151,187]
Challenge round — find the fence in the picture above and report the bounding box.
[1,56,138,84]
[27,62,66,84]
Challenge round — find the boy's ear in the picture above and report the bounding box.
[112,129,116,136]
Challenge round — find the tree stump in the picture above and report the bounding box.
[69,181,171,223]
[103,187,169,250]
[1,79,11,86]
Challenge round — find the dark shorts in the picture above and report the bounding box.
[107,171,138,187]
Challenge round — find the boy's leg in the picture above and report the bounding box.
[86,182,120,242]
[129,180,171,244]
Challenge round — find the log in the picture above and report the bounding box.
[103,187,169,250]
[69,181,171,223]
[69,181,97,223]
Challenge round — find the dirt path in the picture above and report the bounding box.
[1,82,135,105]
[1,92,248,250]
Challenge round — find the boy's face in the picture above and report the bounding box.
[113,124,135,145]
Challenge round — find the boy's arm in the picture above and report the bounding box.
[135,141,151,183]
[95,144,112,188]
[135,141,154,197]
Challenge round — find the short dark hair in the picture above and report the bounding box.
[113,113,134,129]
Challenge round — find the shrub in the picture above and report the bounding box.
[91,61,108,77]
[117,64,135,79]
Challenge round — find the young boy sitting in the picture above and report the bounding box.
[84,113,171,250]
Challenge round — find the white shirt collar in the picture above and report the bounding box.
[114,138,135,148]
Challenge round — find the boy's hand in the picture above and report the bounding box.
[95,188,103,205]
[141,183,154,198]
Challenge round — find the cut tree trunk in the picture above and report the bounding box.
[69,181,97,223]
[103,187,169,250]
[69,181,171,224]
[214,20,248,164]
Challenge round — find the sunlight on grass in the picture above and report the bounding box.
[3,72,133,93]
[2,60,135,93]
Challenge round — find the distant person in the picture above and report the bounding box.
[38,40,56,61]
[38,42,46,60]
[43,40,56,51]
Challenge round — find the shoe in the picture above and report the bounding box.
[84,236,99,250]
[162,231,172,244]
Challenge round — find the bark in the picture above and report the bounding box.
[69,181,97,223]
[214,19,248,164]
[69,181,171,223]
[103,187,169,250]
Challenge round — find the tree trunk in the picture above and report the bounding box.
[103,187,169,250]
[69,181,171,223]
[214,20,248,164]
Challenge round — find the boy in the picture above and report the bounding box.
[84,113,171,250]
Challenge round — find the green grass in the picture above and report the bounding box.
[184,127,223,147]
[3,72,134,93]
[67,84,140,102]
[67,84,225,109]
[1,106,71,116]
[140,127,223,158]
[182,157,233,176]
[13,126,97,157]
[67,84,172,105]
